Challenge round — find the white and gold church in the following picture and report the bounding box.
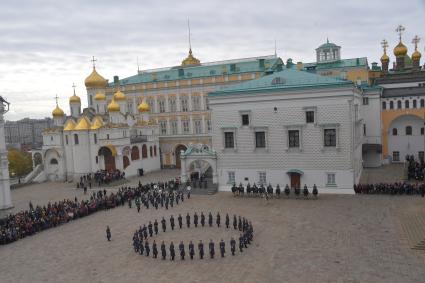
[36,65,161,182]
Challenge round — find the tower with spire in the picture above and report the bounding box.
[69,83,81,118]
[181,19,201,66]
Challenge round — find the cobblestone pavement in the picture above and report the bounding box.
[1,171,425,283]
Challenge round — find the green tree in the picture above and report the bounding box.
[8,149,33,178]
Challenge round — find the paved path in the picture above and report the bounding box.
[1,171,425,282]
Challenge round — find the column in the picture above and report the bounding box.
[166,118,170,135]
[189,115,194,134]
[154,96,158,113]
[0,100,13,210]
[177,116,182,135]
[188,93,193,112]
[201,115,206,134]
[176,93,181,112]
[200,93,205,110]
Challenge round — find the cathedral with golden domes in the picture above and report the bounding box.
[36,62,161,182]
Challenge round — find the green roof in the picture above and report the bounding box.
[110,55,283,86]
[209,68,352,96]
[301,57,368,70]
[317,42,340,49]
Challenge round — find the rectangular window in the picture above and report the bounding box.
[421,127,424,135]
[241,114,249,126]
[206,119,211,133]
[160,121,167,135]
[107,134,110,140]
[158,100,166,113]
[95,156,98,164]
[306,111,314,123]
[363,124,366,135]
[413,100,417,108]
[169,98,177,112]
[192,96,200,111]
[74,134,79,145]
[255,131,266,148]
[288,130,300,148]
[362,97,369,105]
[258,172,267,185]
[171,121,178,135]
[181,98,188,112]
[393,151,400,162]
[324,129,336,147]
[182,120,190,134]
[194,120,202,134]
[227,171,235,184]
[94,133,97,144]
[326,173,336,185]
[224,132,234,148]
[65,135,68,145]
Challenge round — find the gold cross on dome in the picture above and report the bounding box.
[395,25,405,42]
[412,35,420,50]
[54,94,59,105]
[381,39,389,53]
[72,83,76,95]
[91,56,97,68]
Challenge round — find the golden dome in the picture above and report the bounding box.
[394,42,408,56]
[412,50,422,61]
[52,105,65,117]
[69,94,81,104]
[107,99,120,112]
[84,67,108,88]
[181,48,201,66]
[91,116,104,130]
[380,53,389,62]
[138,100,150,112]
[74,116,91,131]
[113,90,126,101]
[94,92,106,101]
[63,119,76,131]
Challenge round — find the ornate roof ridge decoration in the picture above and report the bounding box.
[182,143,216,157]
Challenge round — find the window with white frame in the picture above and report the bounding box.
[194,120,202,134]
[224,132,235,148]
[258,172,267,185]
[288,130,300,148]
[362,97,369,105]
[159,121,167,135]
[192,96,201,111]
[169,98,177,112]
[181,97,188,112]
[171,120,178,135]
[182,120,190,134]
[158,100,166,113]
[206,119,211,133]
[227,171,235,184]
[324,128,336,147]
[255,131,266,148]
[326,173,336,186]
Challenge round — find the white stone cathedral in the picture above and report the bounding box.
[34,65,161,182]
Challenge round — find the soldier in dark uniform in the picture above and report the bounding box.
[239,234,244,252]
[139,239,144,255]
[106,226,111,241]
[154,219,159,235]
[225,213,230,229]
[189,240,195,260]
[176,194,179,205]
[230,237,236,256]
[178,214,183,229]
[208,212,213,227]
[161,241,166,260]
[170,215,175,231]
[145,240,150,257]
[216,212,221,227]
[128,198,132,209]
[209,239,215,259]
[136,198,141,213]
[238,216,242,231]
[233,215,237,230]
[143,225,148,239]
[170,241,175,261]
[186,213,191,228]
[165,197,169,209]
[198,240,204,259]
[194,212,199,227]
[152,240,158,258]
[219,239,225,257]
[161,217,166,232]
[148,221,153,237]
[179,241,185,260]
[200,212,205,227]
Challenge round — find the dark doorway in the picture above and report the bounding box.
[175,144,187,169]
[290,173,301,189]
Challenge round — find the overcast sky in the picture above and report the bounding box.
[1,0,425,120]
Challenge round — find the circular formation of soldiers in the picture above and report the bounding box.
[132,212,254,260]
[231,183,318,199]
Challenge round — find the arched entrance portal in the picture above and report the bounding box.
[180,144,217,185]
[98,146,116,171]
[175,144,187,169]
[33,152,42,166]
[287,169,303,189]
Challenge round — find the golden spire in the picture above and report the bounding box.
[412,35,421,60]
[380,39,389,62]
[181,19,201,66]
[394,25,407,56]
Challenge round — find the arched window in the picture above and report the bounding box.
[406,126,412,135]
[413,100,417,108]
[150,146,153,157]
[392,128,398,136]
[123,156,130,169]
[390,101,394,109]
[421,99,425,108]
[74,134,79,145]
[142,144,148,159]
[154,145,157,157]
[397,100,402,109]
[50,158,58,165]
[382,101,386,110]
[131,146,140,160]
[405,100,409,109]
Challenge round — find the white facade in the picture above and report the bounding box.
[0,100,12,210]
[208,69,363,194]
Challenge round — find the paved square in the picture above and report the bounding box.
[1,170,425,283]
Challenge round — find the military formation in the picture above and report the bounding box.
[131,212,254,260]
[231,183,318,199]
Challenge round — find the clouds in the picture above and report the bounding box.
[0,0,424,120]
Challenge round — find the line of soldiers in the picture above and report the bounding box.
[354,182,425,196]
[231,183,318,199]
[132,213,254,260]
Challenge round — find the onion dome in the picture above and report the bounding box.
[394,42,408,56]
[91,116,104,130]
[381,53,389,62]
[412,50,421,61]
[84,67,108,88]
[107,98,120,112]
[181,48,201,66]
[52,105,65,117]
[69,93,81,104]
[74,116,91,130]
[113,90,126,101]
[138,100,150,112]
[94,92,106,101]
[63,119,76,131]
